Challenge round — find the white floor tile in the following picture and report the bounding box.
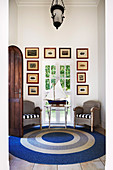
[58,164,82,170]
[33,164,57,170]
[10,159,34,170]
[81,159,105,170]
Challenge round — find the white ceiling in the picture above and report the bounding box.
[15,0,100,6]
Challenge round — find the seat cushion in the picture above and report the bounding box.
[76,113,91,119]
[23,114,39,119]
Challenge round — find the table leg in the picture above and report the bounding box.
[65,107,67,129]
[49,107,51,129]
[47,107,50,129]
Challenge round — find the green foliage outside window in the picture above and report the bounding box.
[66,79,70,90]
[60,79,65,89]
[60,66,65,78]
[66,65,70,78]
[51,65,56,77]
[45,65,50,77]
[51,79,56,88]
[45,79,50,90]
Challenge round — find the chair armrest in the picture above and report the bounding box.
[90,107,101,125]
[73,106,83,128]
[90,107,100,112]
[34,107,42,117]
[73,106,83,114]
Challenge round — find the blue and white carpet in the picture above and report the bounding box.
[9,126,106,164]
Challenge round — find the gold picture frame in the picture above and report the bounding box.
[27,73,39,84]
[77,61,88,71]
[77,72,86,83]
[28,86,39,95]
[76,48,89,59]
[27,60,39,71]
[77,85,89,95]
[25,47,39,59]
[59,48,71,58]
[44,48,56,58]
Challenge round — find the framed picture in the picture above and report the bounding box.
[27,73,39,84]
[44,48,56,58]
[77,72,86,83]
[77,85,89,95]
[59,48,71,58]
[25,47,39,59]
[77,61,88,71]
[27,60,39,71]
[76,48,89,59]
[28,86,39,95]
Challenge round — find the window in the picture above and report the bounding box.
[43,62,73,124]
[45,65,56,90]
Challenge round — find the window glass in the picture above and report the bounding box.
[66,79,70,91]
[45,65,50,77]
[51,79,56,88]
[51,65,56,77]
[66,65,70,78]
[60,79,65,89]
[45,79,50,90]
[60,65,65,78]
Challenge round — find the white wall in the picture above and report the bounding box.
[9,0,18,45]
[97,0,105,128]
[17,5,98,121]
[106,0,113,168]
[0,0,9,169]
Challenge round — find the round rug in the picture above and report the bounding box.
[9,126,106,164]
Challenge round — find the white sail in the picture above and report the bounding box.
[45,80,66,100]
[45,86,54,100]
[54,80,66,100]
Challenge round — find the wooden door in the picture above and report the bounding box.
[9,45,23,137]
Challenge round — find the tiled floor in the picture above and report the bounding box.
[9,126,106,170]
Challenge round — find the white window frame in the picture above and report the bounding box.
[42,60,75,125]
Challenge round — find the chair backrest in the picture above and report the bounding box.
[83,100,101,113]
[23,100,35,114]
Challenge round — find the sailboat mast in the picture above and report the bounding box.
[53,86,55,100]
[53,81,55,100]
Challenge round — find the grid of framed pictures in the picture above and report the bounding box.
[76,48,89,95]
[25,47,90,96]
[25,47,39,96]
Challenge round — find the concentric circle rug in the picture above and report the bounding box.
[9,126,106,165]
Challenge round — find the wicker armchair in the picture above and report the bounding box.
[73,100,101,132]
[23,100,42,129]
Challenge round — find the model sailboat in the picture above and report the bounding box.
[45,80,67,105]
